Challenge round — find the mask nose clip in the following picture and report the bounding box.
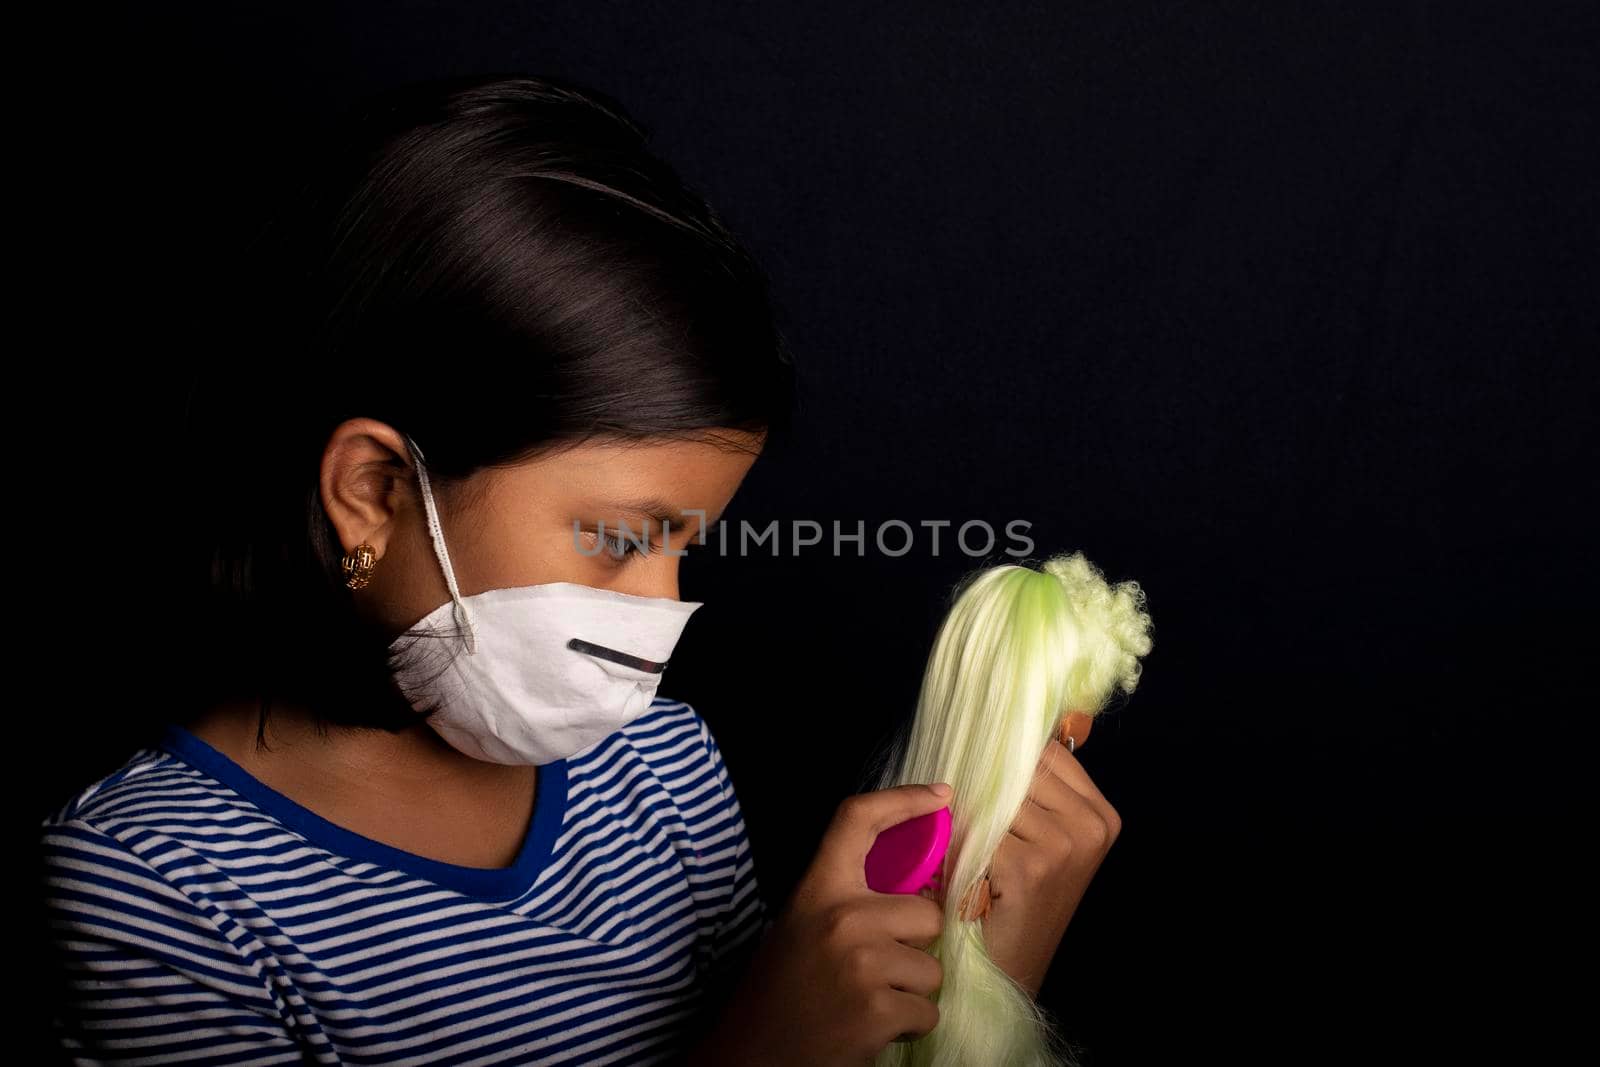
[566,637,669,674]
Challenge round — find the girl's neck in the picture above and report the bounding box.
[180,697,541,870]
[185,697,525,800]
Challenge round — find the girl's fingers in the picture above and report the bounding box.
[856,892,946,950]
[1005,796,1074,844]
[1035,740,1114,814]
[882,940,945,997]
[1024,748,1113,831]
[885,988,941,1043]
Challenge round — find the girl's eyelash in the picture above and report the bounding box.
[601,530,654,561]
[592,527,708,562]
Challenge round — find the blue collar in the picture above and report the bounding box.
[156,722,568,901]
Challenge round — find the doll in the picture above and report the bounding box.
[871,551,1154,1067]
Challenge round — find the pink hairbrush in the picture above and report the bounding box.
[865,805,952,895]
[863,717,1091,913]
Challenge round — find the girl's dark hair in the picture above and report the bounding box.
[178,73,795,741]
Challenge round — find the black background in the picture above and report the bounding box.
[29,3,1594,1064]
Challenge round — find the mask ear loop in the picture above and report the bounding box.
[403,434,478,655]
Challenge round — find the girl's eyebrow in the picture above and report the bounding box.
[592,496,726,529]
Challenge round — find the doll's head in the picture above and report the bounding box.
[874,550,1153,1067]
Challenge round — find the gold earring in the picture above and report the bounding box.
[342,543,380,590]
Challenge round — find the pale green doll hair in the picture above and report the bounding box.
[871,551,1154,1067]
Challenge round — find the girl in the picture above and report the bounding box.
[39,73,1120,1065]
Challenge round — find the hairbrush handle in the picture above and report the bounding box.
[864,804,951,894]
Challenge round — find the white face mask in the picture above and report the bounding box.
[388,434,704,765]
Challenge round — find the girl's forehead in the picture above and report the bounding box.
[475,434,762,509]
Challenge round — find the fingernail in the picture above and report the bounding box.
[931,782,952,797]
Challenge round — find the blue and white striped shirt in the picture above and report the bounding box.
[40,698,769,1065]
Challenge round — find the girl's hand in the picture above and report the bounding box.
[691,783,951,1066]
[964,716,1122,997]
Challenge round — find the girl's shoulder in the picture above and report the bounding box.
[37,737,257,904]
[619,695,717,751]
[40,742,199,834]
[611,695,738,789]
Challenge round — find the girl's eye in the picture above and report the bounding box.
[601,530,654,562]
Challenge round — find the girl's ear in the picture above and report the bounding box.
[318,418,413,559]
